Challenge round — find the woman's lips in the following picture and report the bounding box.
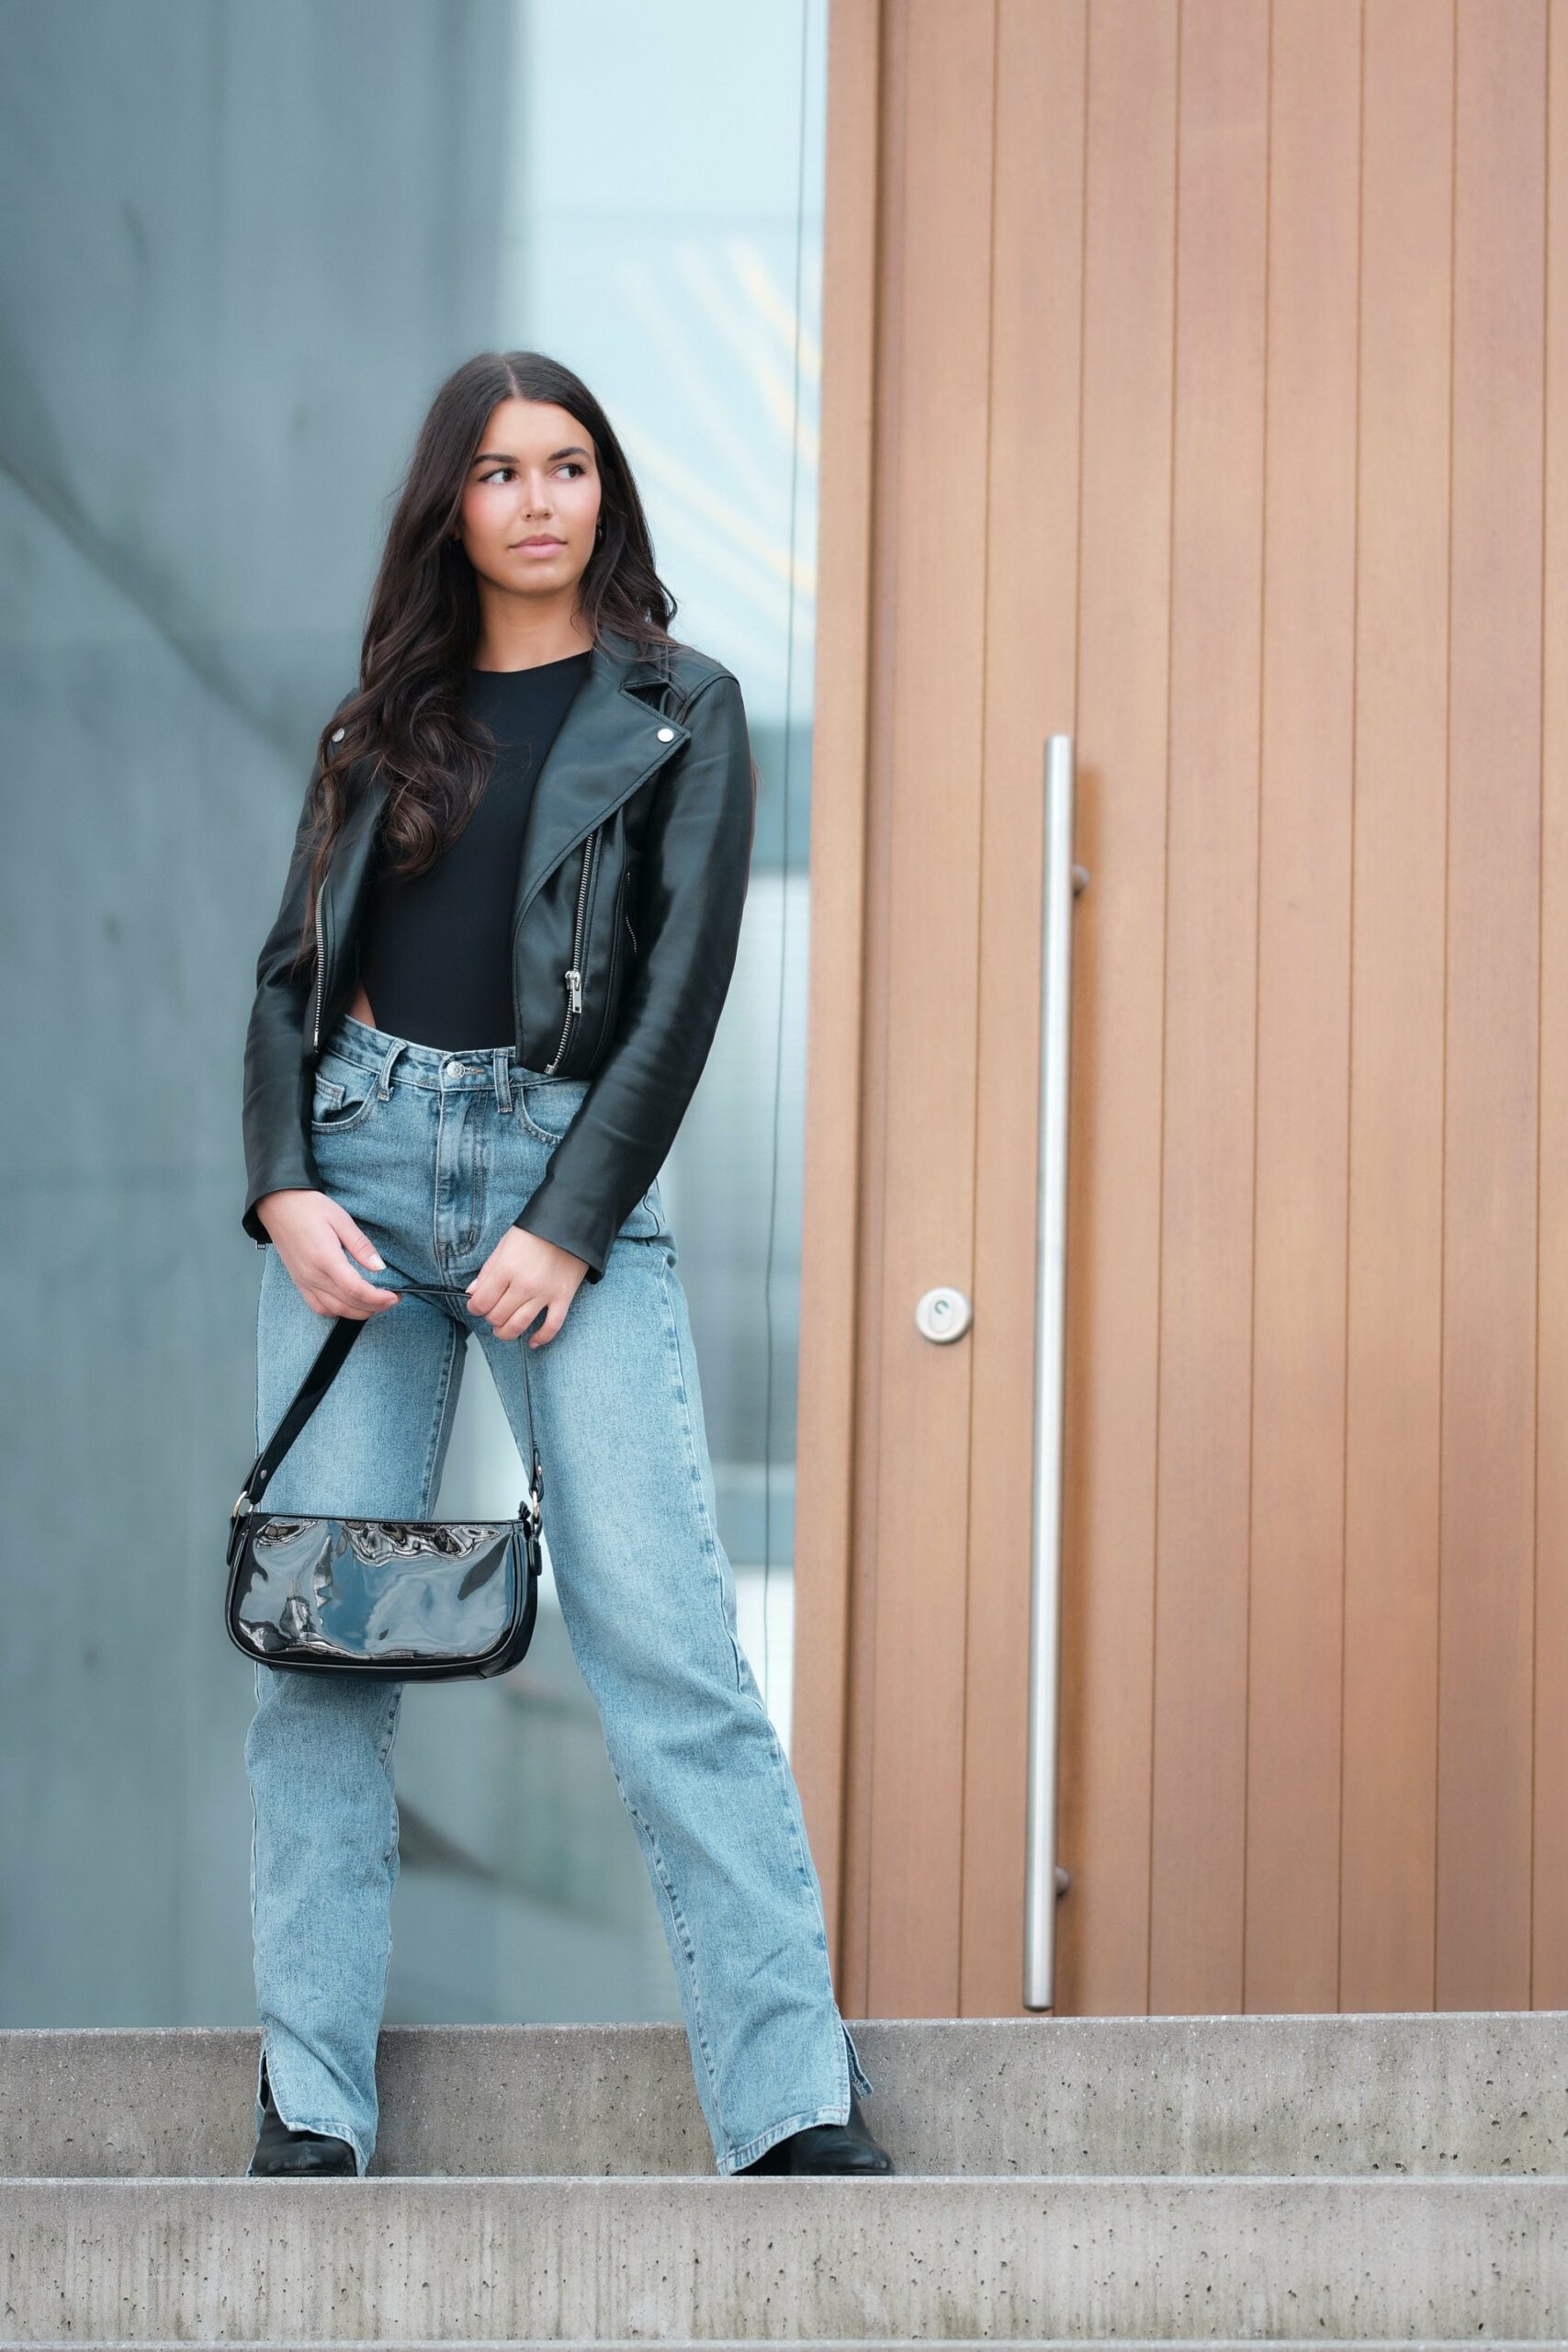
[512,538,564,552]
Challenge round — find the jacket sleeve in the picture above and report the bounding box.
[240,706,348,1246]
[510,667,758,1281]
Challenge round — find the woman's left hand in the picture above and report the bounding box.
[467,1226,588,1344]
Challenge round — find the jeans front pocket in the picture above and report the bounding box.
[518,1075,591,1147]
[310,1056,381,1134]
[618,1175,666,1242]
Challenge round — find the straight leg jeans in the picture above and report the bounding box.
[244,1012,872,2177]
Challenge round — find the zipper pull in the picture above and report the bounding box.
[565,967,582,1012]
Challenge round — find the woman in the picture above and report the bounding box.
[239,350,889,2182]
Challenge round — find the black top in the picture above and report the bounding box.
[355,650,592,1050]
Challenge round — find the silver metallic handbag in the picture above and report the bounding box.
[225,1292,543,1679]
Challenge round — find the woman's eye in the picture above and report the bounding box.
[477,462,583,485]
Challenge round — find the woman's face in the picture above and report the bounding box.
[455,396,603,601]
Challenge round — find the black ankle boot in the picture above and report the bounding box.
[738,2092,894,2176]
[248,2053,358,2177]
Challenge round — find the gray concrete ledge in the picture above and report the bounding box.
[6,2013,1568,2180]
[4,2342,1563,2352]
[3,2175,1568,2341]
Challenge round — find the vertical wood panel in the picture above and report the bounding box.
[1535,0,1568,2007]
[838,0,908,2018]
[858,0,998,2015]
[1149,0,1270,2012]
[958,0,1088,2014]
[1339,0,1453,2012]
[1052,0,1180,2016]
[1436,0,1546,2007]
[1244,0,1360,2011]
[795,0,883,1976]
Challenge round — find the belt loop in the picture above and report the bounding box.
[377,1039,404,1100]
[492,1046,513,1114]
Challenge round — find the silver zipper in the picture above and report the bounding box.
[513,686,689,1066]
[310,882,327,1053]
[543,829,598,1074]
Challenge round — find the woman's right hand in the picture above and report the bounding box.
[254,1190,401,1320]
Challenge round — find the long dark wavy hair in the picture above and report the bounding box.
[288,350,682,970]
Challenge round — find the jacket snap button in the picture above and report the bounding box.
[657,725,675,741]
[331,726,346,742]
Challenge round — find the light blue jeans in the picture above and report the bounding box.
[244,1011,872,2177]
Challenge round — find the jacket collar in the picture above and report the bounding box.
[333,627,694,927]
[509,626,693,924]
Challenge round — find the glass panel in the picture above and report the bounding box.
[0,0,826,2033]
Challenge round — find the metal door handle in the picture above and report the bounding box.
[1024,733,1087,2010]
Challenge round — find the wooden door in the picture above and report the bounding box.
[795,0,1568,2018]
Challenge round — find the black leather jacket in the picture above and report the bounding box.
[241,628,756,1282]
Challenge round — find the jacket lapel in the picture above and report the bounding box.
[508,629,692,930]
[322,629,693,945]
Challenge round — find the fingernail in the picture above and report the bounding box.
[368,1253,386,1269]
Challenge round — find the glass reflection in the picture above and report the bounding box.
[0,0,826,2034]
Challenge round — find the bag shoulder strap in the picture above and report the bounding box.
[231,1305,540,1535]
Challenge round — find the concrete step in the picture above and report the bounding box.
[4,2012,1568,2179]
[3,2175,1567,2341]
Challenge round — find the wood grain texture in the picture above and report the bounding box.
[1147,0,1270,2014]
[1435,0,1546,2008]
[1054,0,1180,2017]
[857,0,998,2017]
[1535,0,1568,2009]
[1245,0,1359,2013]
[957,0,1088,2018]
[794,0,883,1981]
[1339,0,1454,2012]
[808,0,1559,2018]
